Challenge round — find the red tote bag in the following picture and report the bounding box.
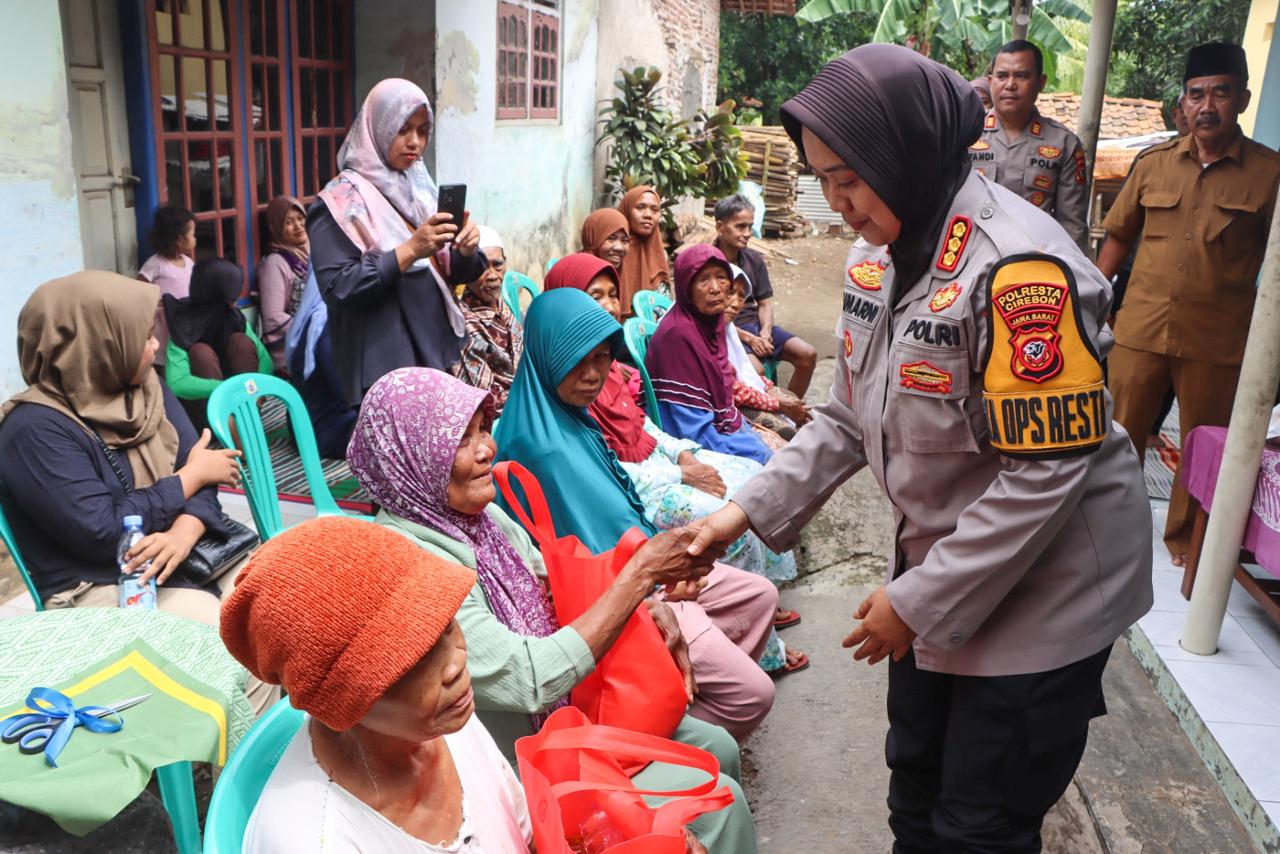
[516,706,735,854]
[495,461,688,740]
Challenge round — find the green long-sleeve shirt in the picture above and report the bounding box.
[164,324,272,401]
[377,506,596,764]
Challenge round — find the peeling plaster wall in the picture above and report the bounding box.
[593,0,721,207]
[0,1,82,397]
[432,1,601,281]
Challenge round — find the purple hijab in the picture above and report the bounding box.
[346,368,565,670]
[644,244,744,434]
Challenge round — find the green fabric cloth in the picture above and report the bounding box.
[377,509,758,853]
[164,323,272,400]
[492,288,656,553]
[0,609,254,834]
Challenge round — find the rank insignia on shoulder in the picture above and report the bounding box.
[1037,145,1061,159]
[1033,174,1053,190]
[970,140,991,151]
[1029,191,1046,206]
[1029,120,1042,137]
[929,282,963,312]
[848,259,887,291]
[900,361,954,394]
[935,216,972,273]
[984,114,997,131]
[982,255,1106,459]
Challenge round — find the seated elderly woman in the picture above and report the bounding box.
[543,254,808,668]
[163,258,272,428]
[646,246,780,465]
[724,263,812,441]
[346,368,756,853]
[453,226,523,413]
[222,516,538,853]
[495,288,790,723]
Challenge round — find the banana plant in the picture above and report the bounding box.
[796,0,1089,83]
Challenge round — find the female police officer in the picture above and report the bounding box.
[689,45,1153,851]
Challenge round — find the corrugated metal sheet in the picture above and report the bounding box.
[796,175,842,227]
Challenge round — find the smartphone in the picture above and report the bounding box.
[437,184,467,232]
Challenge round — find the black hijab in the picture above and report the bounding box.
[780,44,985,291]
[162,257,247,369]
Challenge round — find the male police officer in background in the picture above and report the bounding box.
[970,40,1090,251]
[1098,42,1280,568]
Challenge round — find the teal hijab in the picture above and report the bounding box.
[494,288,656,553]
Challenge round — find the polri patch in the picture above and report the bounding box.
[848,259,887,291]
[1037,145,1061,159]
[1033,174,1053,191]
[935,216,972,273]
[982,254,1106,459]
[929,282,963,312]
[899,361,954,394]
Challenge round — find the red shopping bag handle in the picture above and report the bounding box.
[495,461,649,568]
[536,725,721,799]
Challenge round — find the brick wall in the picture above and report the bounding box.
[650,0,721,117]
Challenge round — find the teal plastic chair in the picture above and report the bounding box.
[0,505,201,852]
[764,359,779,383]
[545,256,560,274]
[0,501,42,612]
[621,318,663,429]
[203,698,305,853]
[631,291,672,324]
[502,271,541,324]
[206,374,371,541]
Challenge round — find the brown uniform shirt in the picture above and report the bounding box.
[1103,130,1280,365]
[969,108,1090,251]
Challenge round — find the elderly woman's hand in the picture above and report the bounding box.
[677,452,726,498]
[626,527,722,588]
[644,598,696,701]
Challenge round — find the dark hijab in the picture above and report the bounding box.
[163,257,247,368]
[780,44,984,290]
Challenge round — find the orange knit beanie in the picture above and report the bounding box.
[220,516,475,730]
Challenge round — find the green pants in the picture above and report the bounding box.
[633,714,758,854]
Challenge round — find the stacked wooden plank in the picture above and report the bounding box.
[729,125,806,237]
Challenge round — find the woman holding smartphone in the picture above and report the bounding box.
[309,78,487,405]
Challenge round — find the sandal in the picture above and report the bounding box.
[770,650,810,678]
[774,608,802,630]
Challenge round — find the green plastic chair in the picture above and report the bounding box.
[0,504,201,852]
[631,291,672,324]
[622,318,663,429]
[203,698,305,853]
[502,271,541,324]
[0,501,42,612]
[206,373,370,542]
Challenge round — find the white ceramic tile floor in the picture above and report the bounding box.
[1140,497,1280,828]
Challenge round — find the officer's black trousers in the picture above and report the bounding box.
[885,645,1112,853]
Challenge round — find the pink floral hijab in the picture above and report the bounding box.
[317,78,464,335]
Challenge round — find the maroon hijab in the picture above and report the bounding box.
[644,245,743,434]
[544,254,658,463]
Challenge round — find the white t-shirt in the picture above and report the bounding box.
[243,714,532,853]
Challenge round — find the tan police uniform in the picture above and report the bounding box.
[734,170,1152,676]
[1103,129,1280,554]
[969,108,1090,252]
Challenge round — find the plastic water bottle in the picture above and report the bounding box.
[117,515,156,609]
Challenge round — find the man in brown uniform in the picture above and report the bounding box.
[1099,42,1280,565]
[970,40,1090,250]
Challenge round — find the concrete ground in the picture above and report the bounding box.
[741,232,1256,852]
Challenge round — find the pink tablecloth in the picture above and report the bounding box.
[1182,426,1280,579]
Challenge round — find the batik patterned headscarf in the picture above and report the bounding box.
[347,367,560,648]
[645,244,744,434]
[317,78,464,336]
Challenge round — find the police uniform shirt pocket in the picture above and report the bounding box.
[1138,188,1182,239]
[891,344,980,454]
[840,284,885,376]
[1023,169,1056,209]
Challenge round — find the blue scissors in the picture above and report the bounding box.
[2,692,151,759]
